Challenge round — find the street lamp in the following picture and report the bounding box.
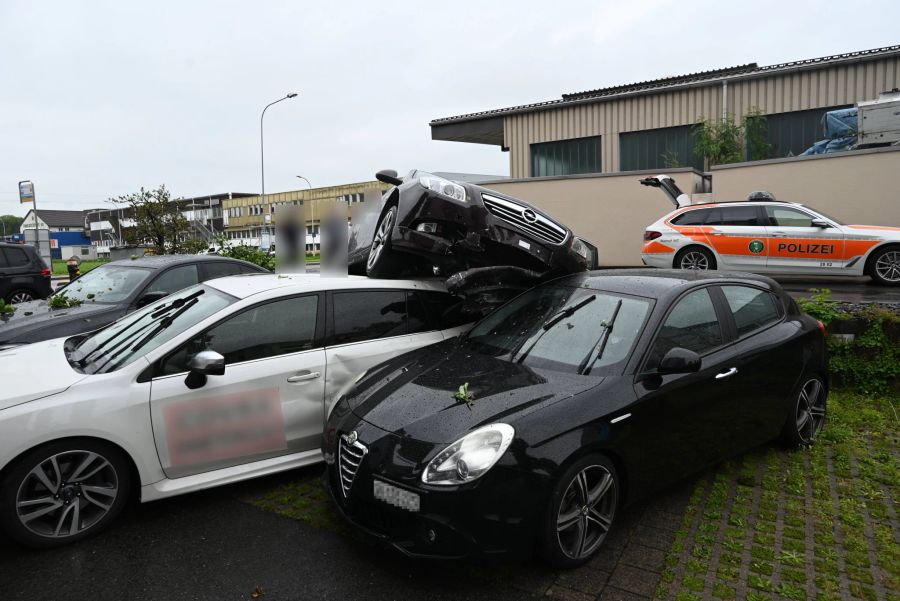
[260,92,298,249]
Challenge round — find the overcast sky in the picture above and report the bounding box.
[1,0,897,216]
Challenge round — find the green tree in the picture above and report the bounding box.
[0,215,24,238]
[109,185,190,254]
[744,109,773,161]
[693,116,744,167]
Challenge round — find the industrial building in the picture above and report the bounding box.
[430,45,900,177]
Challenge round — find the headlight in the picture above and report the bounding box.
[419,176,467,203]
[421,423,514,486]
[571,237,589,261]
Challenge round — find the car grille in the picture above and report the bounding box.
[481,193,567,245]
[338,434,368,498]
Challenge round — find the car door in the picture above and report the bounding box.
[763,205,845,273]
[631,287,740,493]
[716,284,798,448]
[701,205,769,271]
[324,289,423,416]
[0,249,10,300]
[148,293,326,479]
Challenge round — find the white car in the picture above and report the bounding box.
[640,175,900,285]
[0,273,471,547]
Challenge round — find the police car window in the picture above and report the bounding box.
[766,206,814,227]
[671,209,711,226]
[716,206,760,226]
[721,286,780,337]
[648,288,722,368]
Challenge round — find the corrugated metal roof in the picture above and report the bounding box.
[430,45,900,126]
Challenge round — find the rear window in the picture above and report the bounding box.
[670,209,711,226]
[2,247,30,267]
[721,286,781,337]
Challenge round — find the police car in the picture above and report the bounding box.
[640,175,900,286]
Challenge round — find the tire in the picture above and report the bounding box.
[779,376,827,448]
[674,246,716,271]
[366,205,401,278]
[868,246,900,286]
[6,289,35,304]
[0,439,132,548]
[539,453,619,568]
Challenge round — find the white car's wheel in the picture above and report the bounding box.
[869,246,900,286]
[674,247,716,271]
[0,439,131,548]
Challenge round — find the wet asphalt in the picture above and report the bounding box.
[0,467,539,601]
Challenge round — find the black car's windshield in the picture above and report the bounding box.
[465,285,651,375]
[70,284,235,374]
[55,265,153,304]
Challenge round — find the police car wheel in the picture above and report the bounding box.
[869,246,900,286]
[675,247,716,271]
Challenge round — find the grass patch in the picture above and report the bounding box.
[51,258,108,276]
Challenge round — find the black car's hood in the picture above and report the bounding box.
[0,300,123,345]
[347,339,605,444]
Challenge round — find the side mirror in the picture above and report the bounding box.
[658,347,701,374]
[184,350,225,389]
[375,169,403,186]
[811,218,830,228]
[136,290,169,308]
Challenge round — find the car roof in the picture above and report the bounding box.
[674,200,809,211]
[203,272,449,300]
[558,269,778,299]
[104,254,256,270]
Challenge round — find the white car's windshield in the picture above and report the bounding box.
[55,265,153,304]
[70,284,236,374]
[465,285,651,375]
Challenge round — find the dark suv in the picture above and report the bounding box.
[0,243,52,303]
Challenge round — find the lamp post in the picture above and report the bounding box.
[296,175,313,251]
[260,92,298,249]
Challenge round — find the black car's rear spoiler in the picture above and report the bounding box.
[639,175,691,208]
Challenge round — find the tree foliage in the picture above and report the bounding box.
[693,108,772,167]
[109,185,190,254]
[214,236,275,271]
[0,215,24,238]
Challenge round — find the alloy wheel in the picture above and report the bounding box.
[874,250,900,283]
[9,291,34,303]
[795,378,826,444]
[367,209,394,270]
[679,251,709,270]
[15,450,119,539]
[556,464,617,560]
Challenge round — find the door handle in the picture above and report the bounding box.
[287,371,321,383]
[715,367,738,380]
[770,231,789,237]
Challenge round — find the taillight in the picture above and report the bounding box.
[644,230,662,241]
[817,320,826,336]
[40,268,51,277]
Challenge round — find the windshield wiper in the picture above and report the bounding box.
[513,295,597,364]
[73,290,204,370]
[577,299,623,375]
[129,296,199,353]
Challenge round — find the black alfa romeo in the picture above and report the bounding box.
[322,270,828,566]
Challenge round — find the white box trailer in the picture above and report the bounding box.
[858,89,900,147]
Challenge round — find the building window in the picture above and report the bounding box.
[758,106,851,159]
[619,125,704,172]
[530,136,601,177]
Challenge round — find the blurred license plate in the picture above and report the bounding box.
[373,479,420,512]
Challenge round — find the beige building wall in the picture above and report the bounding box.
[480,148,900,267]
[711,147,900,227]
[502,56,900,178]
[480,169,704,267]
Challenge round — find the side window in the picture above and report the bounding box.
[146,265,199,295]
[417,291,471,330]
[331,290,407,345]
[648,288,723,368]
[718,206,761,226]
[406,292,431,334]
[160,295,318,374]
[202,262,241,281]
[765,206,814,227]
[3,247,29,267]
[671,209,711,226]
[721,286,781,337]
[239,263,263,274]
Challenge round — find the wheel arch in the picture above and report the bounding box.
[0,435,142,502]
[548,440,632,506]
[673,243,719,270]
[862,241,900,276]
